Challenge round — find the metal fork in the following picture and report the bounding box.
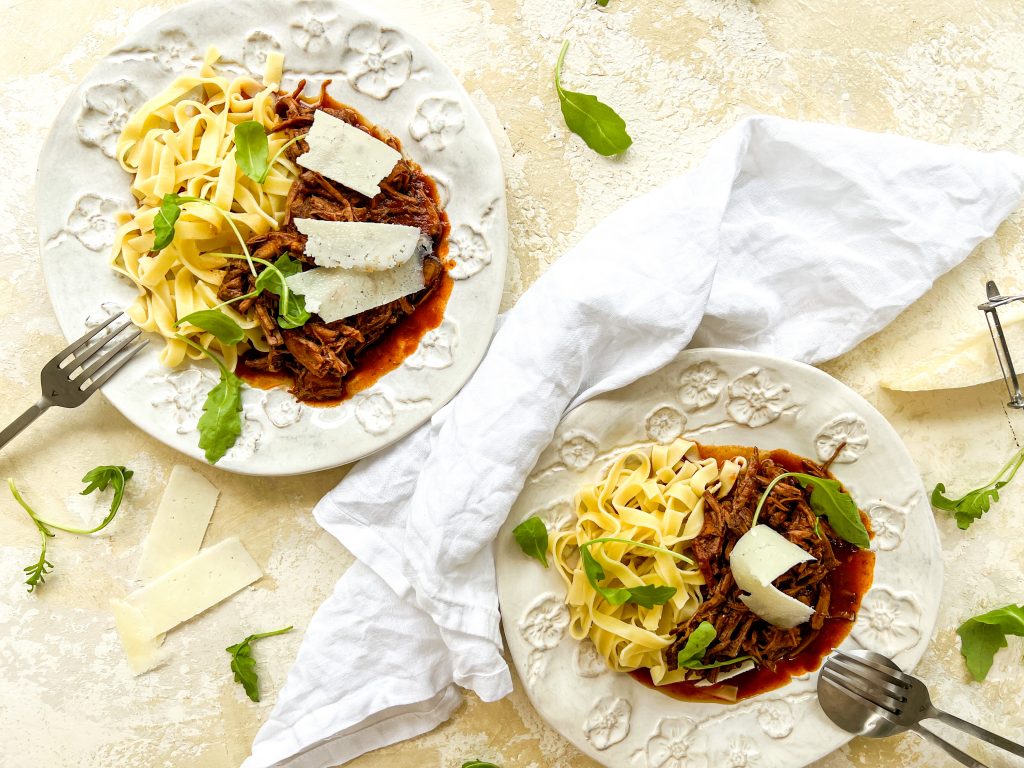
[819,649,1024,767]
[0,312,148,449]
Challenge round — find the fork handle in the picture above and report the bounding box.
[0,401,49,450]
[912,723,989,768]
[932,709,1024,758]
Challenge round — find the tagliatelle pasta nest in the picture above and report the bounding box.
[110,47,294,369]
[550,438,745,684]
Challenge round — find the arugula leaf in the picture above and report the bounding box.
[153,195,182,251]
[177,309,246,345]
[63,465,134,535]
[554,40,632,157]
[674,620,751,670]
[578,539,682,607]
[512,516,549,567]
[9,479,55,592]
[957,604,1024,682]
[676,621,717,667]
[226,626,293,702]
[753,472,869,549]
[462,762,500,768]
[234,121,270,183]
[177,334,244,464]
[198,368,243,464]
[254,253,310,329]
[932,447,1024,530]
[596,0,609,5]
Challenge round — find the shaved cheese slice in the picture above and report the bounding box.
[295,218,422,272]
[730,524,816,629]
[111,599,167,676]
[297,110,401,198]
[694,660,756,687]
[135,465,219,581]
[287,256,426,323]
[124,537,262,639]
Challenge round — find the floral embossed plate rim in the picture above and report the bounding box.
[34,0,507,475]
[496,348,942,768]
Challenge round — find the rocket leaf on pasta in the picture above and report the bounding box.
[579,539,680,608]
[234,121,270,184]
[675,620,752,670]
[176,310,245,345]
[153,195,182,251]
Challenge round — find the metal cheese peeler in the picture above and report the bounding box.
[979,280,1024,409]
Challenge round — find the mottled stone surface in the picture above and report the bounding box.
[1,1,1022,767]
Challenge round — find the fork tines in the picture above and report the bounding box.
[821,651,910,718]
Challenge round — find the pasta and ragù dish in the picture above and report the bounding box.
[534,438,874,703]
[111,48,450,404]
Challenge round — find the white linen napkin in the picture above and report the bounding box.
[244,115,1024,768]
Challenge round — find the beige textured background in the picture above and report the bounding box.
[2,0,1024,766]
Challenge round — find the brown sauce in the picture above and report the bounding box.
[629,444,875,703]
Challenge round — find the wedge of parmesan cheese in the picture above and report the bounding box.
[123,537,262,639]
[295,218,422,272]
[111,599,167,676]
[297,110,401,198]
[286,256,426,323]
[135,465,219,581]
[730,524,816,629]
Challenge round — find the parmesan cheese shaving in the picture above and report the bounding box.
[294,218,422,272]
[286,256,426,322]
[135,465,219,581]
[297,109,402,198]
[111,599,167,676]
[729,524,816,629]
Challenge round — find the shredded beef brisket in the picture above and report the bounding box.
[217,82,448,402]
[666,449,861,682]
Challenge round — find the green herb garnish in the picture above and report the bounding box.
[153,193,255,274]
[753,472,869,549]
[675,620,752,670]
[233,121,307,184]
[462,761,500,768]
[932,447,1024,530]
[176,309,246,345]
[177,335,243,464]
[512,515,549,567]
[226,626,294,702]
[554,40,632,157]
[9,466,134,592]
[253,253,309,329]
[579,537,691,608]
[957,604,1024,682]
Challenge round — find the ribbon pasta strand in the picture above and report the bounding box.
[551,438,745,684]
[110,48,295,368]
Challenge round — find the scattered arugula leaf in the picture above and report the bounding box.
[932,447,1024,530]
[512,516,549,567]
[233,121,270,184]
[176,309,246,345]
[554,40,632,157]
[462,761,501,768]
[9,468,135,591]
[226,626,293,702]
[957,604,1024,682]
[577,538,689,607]
[596,0,610,5]
[753,472,869,549]
[675,620,751,670]
[177,335,243,464]
[9,479,55,592]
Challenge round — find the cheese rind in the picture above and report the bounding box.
[286,257,426,323]
[135,465,220,580]
[111,599,167,676]
[730,524,817,629]
[124,537,262,638]
[295,218,422,272]
[297,110,401,198]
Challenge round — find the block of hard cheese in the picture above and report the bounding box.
[135,465,220,581]
[124,537,262,639]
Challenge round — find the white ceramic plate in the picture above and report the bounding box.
[496,348,942,768]
[35,0,506,475]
